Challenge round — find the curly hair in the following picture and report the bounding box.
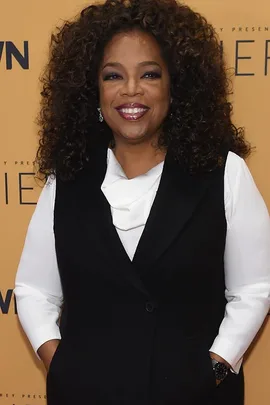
[36,0,251,180]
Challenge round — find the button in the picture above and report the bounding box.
[145,301,157,313]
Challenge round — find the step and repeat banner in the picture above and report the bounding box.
[1,1,269,404]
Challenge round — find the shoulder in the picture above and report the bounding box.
[36,175,56,211]
[44,175,56,196]
[225,151,246,175]
[224,152,268,223]
[224,152,251,220]
[224,151,251,198]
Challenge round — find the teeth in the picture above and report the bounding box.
[120,108,147,114]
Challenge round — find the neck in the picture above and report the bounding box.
[111,138,166,179]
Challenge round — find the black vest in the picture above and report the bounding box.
[47,145,244,405]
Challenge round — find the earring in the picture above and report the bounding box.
[97,107,104,123]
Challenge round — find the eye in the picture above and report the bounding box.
[103,73,122,81]
[142,71,162,79]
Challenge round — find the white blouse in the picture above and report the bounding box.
[101,149,164,260]
[14,149,270,374]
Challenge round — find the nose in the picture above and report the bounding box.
[120,77,144,97]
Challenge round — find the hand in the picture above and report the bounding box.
[37,339,61,372]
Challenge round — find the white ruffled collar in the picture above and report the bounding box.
[101,149,164,230]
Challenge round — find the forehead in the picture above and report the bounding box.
[101,30,165,65]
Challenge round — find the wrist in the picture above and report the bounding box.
[209,351,231,369]
[210,353,230,383]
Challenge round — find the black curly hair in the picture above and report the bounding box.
[36,0,251,181]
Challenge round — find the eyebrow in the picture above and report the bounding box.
[102,61,162,70]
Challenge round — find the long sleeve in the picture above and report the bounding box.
[14,177,62,358]
[210,152,270,372]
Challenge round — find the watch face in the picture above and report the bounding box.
[214,362,229,381]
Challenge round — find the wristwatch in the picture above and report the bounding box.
[211,358,229,382]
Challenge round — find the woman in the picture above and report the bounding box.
[14,0,270,404]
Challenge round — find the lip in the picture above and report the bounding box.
[115,103,150,121]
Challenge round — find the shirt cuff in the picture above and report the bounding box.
[30,324,61,360]
[210,336,243,374]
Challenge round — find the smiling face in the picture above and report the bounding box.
[98,30,171,145]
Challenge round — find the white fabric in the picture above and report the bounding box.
[101,149,164,260]
[14,150,270,373]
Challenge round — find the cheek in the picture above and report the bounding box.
[150,81,170,101]
[99,84,118,107]
[151,89,170,113]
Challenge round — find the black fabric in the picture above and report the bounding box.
[47,144,244,405]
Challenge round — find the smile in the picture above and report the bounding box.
[115,104,149,121]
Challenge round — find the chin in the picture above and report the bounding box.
[117,126,151,141]
[121,132,149,143]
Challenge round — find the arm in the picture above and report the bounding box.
[210,152,270,373]
[14,177,63,370]
[38,339,60,371]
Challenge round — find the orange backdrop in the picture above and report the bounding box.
[1,1,269,404]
